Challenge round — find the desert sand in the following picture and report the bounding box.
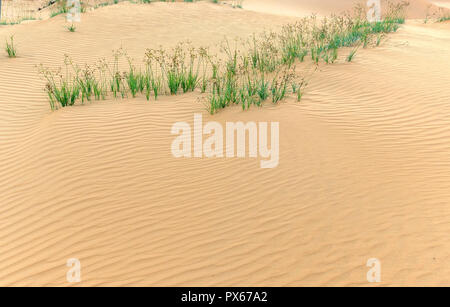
[0,1,449,286]
[244,0,444,18]
[432,0,450,9]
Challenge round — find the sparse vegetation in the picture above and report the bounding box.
[38,1,409,112]
[5,36,17,58]
[66,23,77,32]
[347,46,360,62]
[38,57,80,110]
[231,1,243,9]
[437,8,450,22]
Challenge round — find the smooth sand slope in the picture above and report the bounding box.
[243,0,445,18]
[0,2,449,286]
[432,0,450,9]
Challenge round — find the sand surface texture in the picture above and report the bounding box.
[0,1,449,286]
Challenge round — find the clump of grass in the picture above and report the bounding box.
[280,24,308,66]
[5,36,17,58]
[437,15,450,22]
[293,75,311,102]
[44,78,80,110]
[231,0,243,9]
[75,64,104,102]
[0,17,36,26]
[125,60,141,98]
[180,47,201,93]
[246,34,279,73]
[347,45,360,62]
[143,49,164,100]
[67,23,77,32]
[322,46,338,64]
[92,60,109,100]
[271,72,289,104]
[256,73,270,103]
[108,48,128,98]
[156,45,183,95]
[144,42,210,96]
[50,7,68,18]
[436,8,450,22]
[38,57,80,110]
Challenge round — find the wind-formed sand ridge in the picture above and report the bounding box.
[0,1,449,286]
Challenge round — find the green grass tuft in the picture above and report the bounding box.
[5,36,17,58]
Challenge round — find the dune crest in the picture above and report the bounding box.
[242,0,444,18]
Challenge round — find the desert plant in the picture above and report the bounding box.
[5,36,17,58]
[437,8,450,22]
[125,61,141,98]
[38,58,81,110]
[67,23,77,32]
[347,45,360,62]
[256,74,269,103]
[271,78,288,103]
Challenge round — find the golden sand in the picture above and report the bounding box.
[0,1,449,286]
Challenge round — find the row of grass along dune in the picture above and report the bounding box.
[1,0,450,287]
[32,1,409,113]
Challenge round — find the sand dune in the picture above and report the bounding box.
[0,1,450,286]
[243,0,444,18]
[432,0,450,9]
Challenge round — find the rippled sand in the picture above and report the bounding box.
[0,1,449,286]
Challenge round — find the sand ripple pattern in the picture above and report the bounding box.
[0,3,449,286]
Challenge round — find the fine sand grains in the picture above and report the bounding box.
[0,1,450,286]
